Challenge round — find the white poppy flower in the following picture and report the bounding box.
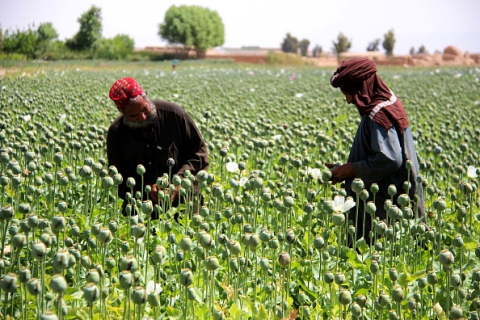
[239,177,248,186]
[272,134,282,141]
[1,86,6,90]
[333,195,356,213]
[467,166,478,179]
[136,237,144,245]
[146,280,162,294]
[226,162,239,173]
[295,93,303,98]
[60,114,66,121]
[306,167,321,180]
[250,88,255,92]
[23,115,31,122]
[173,94,179,98]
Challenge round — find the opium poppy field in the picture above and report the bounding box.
[0,61,479,319]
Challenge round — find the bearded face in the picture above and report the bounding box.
[122,95,157,129]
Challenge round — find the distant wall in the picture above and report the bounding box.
[140,46,480,67]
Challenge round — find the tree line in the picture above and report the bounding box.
[281,30,429,57]
[1,4,431,61]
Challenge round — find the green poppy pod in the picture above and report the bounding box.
[27,278,41,296]
[285,229,296,244]
[86,269,100,284]
[332,213,345,226]
[180,268,193,287]
[227,240,242,256]
[106,221,118,234]
[243,223,252,233]
[391,286,404,303]
[387,205,401,220]
[356,294,367,308]
[388,310,399,320]
[50,274,67,293]
[51,215,66,233]
[453,234,464,248]
[377,292,390,308]
[125,177,136,189]
[0,175,10,187]
[83,283,100,304]
[370,260,380,274]
[439,249,454,267]
[324,271,334,284]
[268,237,280,250]
[18,267,31,283]
[278,252,291,267]
[79,165,92,179]
[53,249,69,272]
[40,311,58,320]
[179,236,192,252]
[389,268,399,282]
[427,270,438,285]
[166,157,176,168]
[18,203,30,215]
[334,272,346,285]
[141,201,153,215]
[32,241,47,261]
[249,234,260,249]
[387,184,397,197]
[80,255,92,269]
[283,196,294,208]
[172,175,182,187]
[101,176,114,189]
[351,302,362,318]
[260,258,270,271]
[119,271,133,289]
[205,256,220,271]
[339,290,352,305]
[134,165,145,176]
[111,173,123,187]
[12,233,27,250]
[351,178,365,194]
[241,233,251,246]
[259,229,272,243]
[449,305,463,320]
[0,205,14,221]
[132,224,146,239]
[181,178,192,190]
[0,272,18,293]
[397,194,410,207]
[175,250,184,262]
[451,273,462,288]
[97,228,112,244]
[200,233,213,248]
[120,255,138,272]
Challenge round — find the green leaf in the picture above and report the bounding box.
[355,237,369,255]
[229,302,242,320]
[166,306,183,319]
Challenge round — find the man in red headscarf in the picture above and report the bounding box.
[326,58,425,243]
[107,77,209,218]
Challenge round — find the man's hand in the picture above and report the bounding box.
[150,184,159,203]
[325,162,355,185]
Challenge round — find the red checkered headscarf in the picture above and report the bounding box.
[109,77,144,111]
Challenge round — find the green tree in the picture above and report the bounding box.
[367,39,380,52]
[382,29,395,56]
[0,27,3,53]
[332,32,351,56]
[159,5,224,59]
[36,22,59,57]
[91,34,135,60]
[312,44,322,57]
[298,39,310,57]
[2,27,38,59]
[281,33,298,54]
[67,6,102,51]
[417,45,428,54]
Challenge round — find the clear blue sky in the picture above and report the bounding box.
[1,0,479,54]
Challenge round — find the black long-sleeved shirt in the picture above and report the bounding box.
[107,100,209,201]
